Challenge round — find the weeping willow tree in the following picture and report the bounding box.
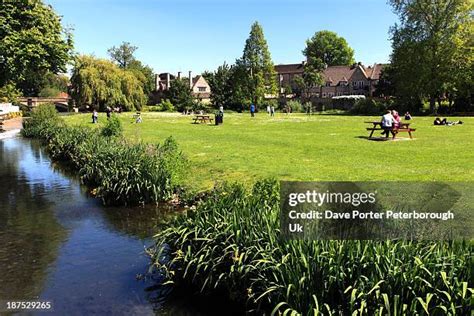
[70,55,146,111]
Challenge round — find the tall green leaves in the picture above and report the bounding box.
[153,180,473,315]
[22,105,187,206]
[70,55,146,111]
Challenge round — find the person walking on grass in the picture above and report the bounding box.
[270,105,275,117]
[250,103,255,117]
[106,106,111,119]
[267,105,271,115]
[92,109,98,124]
[381,110,395,138]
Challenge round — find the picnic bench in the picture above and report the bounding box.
[193,115,213,124]
[365,121,416,139]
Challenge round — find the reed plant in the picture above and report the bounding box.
[152,179,473,315]
[22,104,187,206]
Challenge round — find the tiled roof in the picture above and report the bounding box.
[274,63,305,74]
[322,66,357,85]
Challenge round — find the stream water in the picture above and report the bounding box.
[0,135,225,315]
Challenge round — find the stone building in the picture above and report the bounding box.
[154,71,211,103]
[274,62,385,98]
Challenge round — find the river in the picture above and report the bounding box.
[0,134,222,315]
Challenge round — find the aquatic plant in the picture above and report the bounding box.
[22,105,187,206]
[152,179,473,315]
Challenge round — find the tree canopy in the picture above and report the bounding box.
[388,0,473,112]
[303,31,355,69]
[0,0,74,96]
[107,42,138,69]
[108,42,155,98]
[70,55,145,111]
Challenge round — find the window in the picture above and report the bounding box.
[198,87,206,92]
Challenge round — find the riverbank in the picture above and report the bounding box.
[22,105,187,206]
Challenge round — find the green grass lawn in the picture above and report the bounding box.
[63,112,474,190]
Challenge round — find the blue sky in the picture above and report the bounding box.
[46,0,398,74]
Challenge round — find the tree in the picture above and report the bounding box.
[203,62,234,108]
[0,0,74,96]
[165,78,194,112]
[127,59,155,97]
[238,22,278,107]
[70,55,145,111]
[108,42,155,100]
[303,31,355,70]
[389,0,473,113]
[295,64,324,102]
[107,42,138,69]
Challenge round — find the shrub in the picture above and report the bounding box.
[101,114,123,137]
[159,99,175,112]
[0,83,21,103]
[21,103,62,138]
[286,100,304,113]
[351,98,387,115]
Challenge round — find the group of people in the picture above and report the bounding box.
[249,104,276,117]
[91,106,118,124]
[380,110,411,138]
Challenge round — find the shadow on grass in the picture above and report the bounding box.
[355,136,414,141]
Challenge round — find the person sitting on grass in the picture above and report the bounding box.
[404,111,412,120]
[134,112,142,123]
[381,110,395,138]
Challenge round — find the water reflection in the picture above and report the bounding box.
[0,136,237,316]
[0,137,159,314]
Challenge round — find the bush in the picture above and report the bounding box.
[21,104,62,138]
[101,114,123,137]
[351,98,387,115]
[159,99,175,112]
[286,100,304,113]
[0,83,21,103]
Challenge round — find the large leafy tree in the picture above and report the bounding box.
[107,42,137,69]
[303,30,355,69]
[237,22,277,107]
[0,0,74,96]
[389,0,473,112]
[70,55,145,111]
[108,42,154,98]
[302,31,353,98]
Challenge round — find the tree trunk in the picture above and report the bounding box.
[429,96,436,114]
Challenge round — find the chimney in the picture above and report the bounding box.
[177,71,181,80]
[166,73,171,90]
[154,74,160,91]
[188,71,192,88]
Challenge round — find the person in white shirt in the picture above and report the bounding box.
[381,110,395,138]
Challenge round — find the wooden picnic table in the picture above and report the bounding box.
[193,114,213,124]
[365,121,416,139]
